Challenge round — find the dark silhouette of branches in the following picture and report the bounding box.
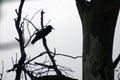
[23,18,39,48]
[7,0,80,80]
[55,54,82,59]
[113,54,120,69]
[24,18,38,31]
[24,51,47,65]
[0,61,4,80]
[8,0,26,80]
[51,48,82,59]
[40,10,62,75]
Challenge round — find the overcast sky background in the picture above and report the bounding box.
[0,0,119,80]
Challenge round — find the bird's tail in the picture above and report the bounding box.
[31,39,35,44]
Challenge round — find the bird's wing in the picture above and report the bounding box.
[35,30,42,35]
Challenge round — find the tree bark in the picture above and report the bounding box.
[75,0,119,80]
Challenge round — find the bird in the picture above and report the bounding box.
[31,25,54,44]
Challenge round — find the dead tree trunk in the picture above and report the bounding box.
[14,0,26,80]
[75,0,119,80]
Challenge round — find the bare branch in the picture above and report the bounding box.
[11,57,15,66]
[24,18,38,31]
[31,9,41,23]
[24,30,36,48]
[52,48,82,59]
[40,10,62,75]
[34,62,53,69]
[15,37,20,42]
[7,64,18,72]
[54,53,82,59]
[22,68,34,79]
[15,9,18,15]
[113,54,120,69]
[24,51,47,65]
[0,61,4,80]
[45,20,51,26]
[26,9,40,37]
[57,65,74,73]
[15,53,18,64]
[14,0,26,80]
[23,10,42,47]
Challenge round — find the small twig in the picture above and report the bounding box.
[41,56,48,75]
[7,64,18,72]
[24,10,42,47]
[24,30,36,48]
[0,61,4,80]
[34,62,53,69]
[24,71,27,80]
[15,37,20,42]
[45,20,51,26]
[37,70,55,75]
[57,65,73,73]
[58,69,71,77]
[27,22,31,37]
[24,51,47,65]
[32,67,46,72]
[51,52,82,59]
[15,9,18,15]
[113,54,120,69]
[24,18,38,31]
[52,48,82,59]
[21,15,28,33]
[26,9,41,36]
[15,53,18,64]
[22,68,34,79]
[31,9,41,22]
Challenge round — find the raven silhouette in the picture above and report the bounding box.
[31,25,54,44]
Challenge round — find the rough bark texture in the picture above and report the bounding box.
[75,0,119,80]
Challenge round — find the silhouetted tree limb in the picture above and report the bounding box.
[14,0,26,80]
[35,62,53,69]
[20,9,80,79]
[21,48,80,79]
[34,62,74,76]
[53,53,82,59]
[113,54,120,69]
[52,48,82,59]
[24,51,47,65]
[23,68,34,79]
[40,10,62,75]
[24,18,38,31]
[0,61,4,80]
[23,18,40,48]
[28,9,41,27]
[24,30,36,48]
[8,1,80,79]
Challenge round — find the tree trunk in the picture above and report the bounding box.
[75,0,119,80]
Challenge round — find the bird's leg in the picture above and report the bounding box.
[43,37,46,43]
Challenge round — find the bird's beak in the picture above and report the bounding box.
[52,27,55,30]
